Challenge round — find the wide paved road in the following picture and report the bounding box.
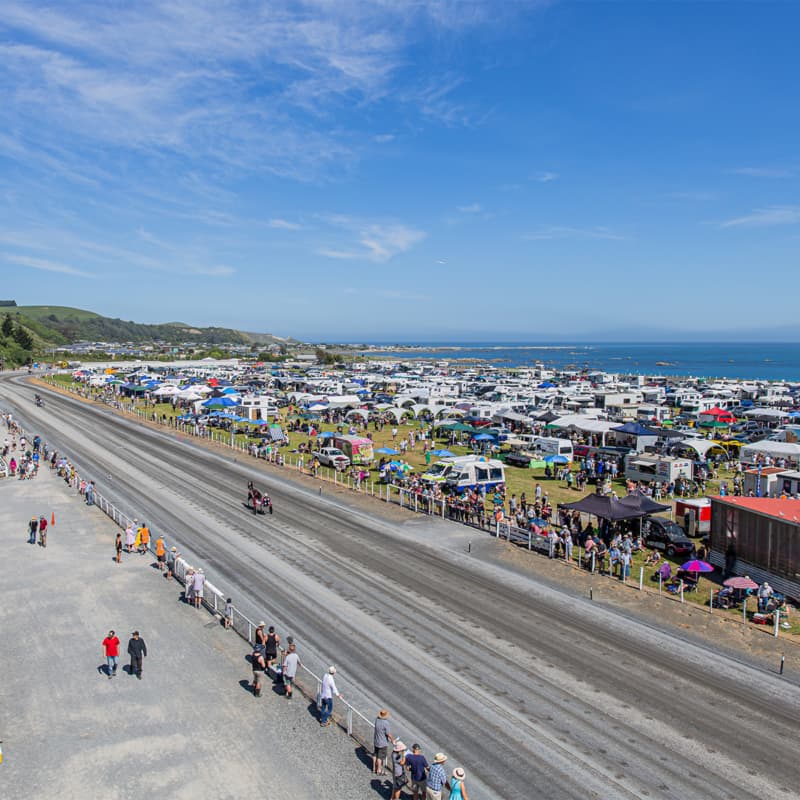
[3,374,800,800]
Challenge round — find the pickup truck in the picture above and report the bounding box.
[312,447,350,470]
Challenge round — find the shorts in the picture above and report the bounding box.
[374,746,388,760]
[283,674,295,688]
[157,554,165,563]
[252,669,264,680]
[393,775,407,791]
[411,778,427,794]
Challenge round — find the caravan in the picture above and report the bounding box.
[532,436,574,462]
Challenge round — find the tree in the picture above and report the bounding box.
[1,313,13,338]
[13,323,33,351]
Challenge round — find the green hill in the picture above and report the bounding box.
[10,305,251,346]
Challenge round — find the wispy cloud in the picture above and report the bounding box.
[524,225,625,241]
[268,218,302,231]
[533,171,559,183]
[721,205,800,228]
[728,166,793,178]
[456,203,482,214]
[1,252,94,278]
[317,214,426,263]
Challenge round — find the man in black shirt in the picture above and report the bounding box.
[127,631,147,679]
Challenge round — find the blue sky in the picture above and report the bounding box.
[1,1,799,342]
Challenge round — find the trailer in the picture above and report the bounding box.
[675,497,711,536]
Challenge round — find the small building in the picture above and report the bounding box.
[709,496,800,601]
[623,453,693,485]
[742,467,787,498]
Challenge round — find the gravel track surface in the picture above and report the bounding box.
[4,374,800,800]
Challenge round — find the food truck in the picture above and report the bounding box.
[332,435,374,465]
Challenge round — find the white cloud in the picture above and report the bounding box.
[524,226,625,241]
[0,1,515,182]
[268,218,302,231]
[729,167,793,178]
[318,214,426,263]
[2,252,94,277]
[373,134,395,143]
[721,206,800,228]
[533,171,559,182]
[456,203,482,214]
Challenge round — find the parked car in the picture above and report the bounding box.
[312,447,350,470]
[502,451,532,469]
[643,516,695,557]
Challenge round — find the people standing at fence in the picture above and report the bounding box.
[127,631,147,679]
[255,621,267,650]
[125,522,135,553]
[115,532,122,563]
[405,744,429,800]
[448,767,469,799]
[373,709,396,775]
[191,568,205,608]
[319,665,341,727]
[137,522,150,554]
[223,597,233,629]
[166,547,178,580]
[102,630,120,678]
[251,646,266,697]
[264,626,280,673]
[426,753,448,800]
[154,535,166,572]
[390,741,407,799]
[282,642,300,699]
[28,515,38,544]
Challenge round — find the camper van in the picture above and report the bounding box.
[332,435,374,465]
[422,455,506,492]
[532,436,574,461]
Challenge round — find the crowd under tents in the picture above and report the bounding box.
[560,492,669,521]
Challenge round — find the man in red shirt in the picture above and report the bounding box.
[102,630,120,678]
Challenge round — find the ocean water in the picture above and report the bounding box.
[363,342,800,382]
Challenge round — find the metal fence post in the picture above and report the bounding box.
[743,596,747,624]
[528,529,532,550]
[709,588,713,613]
[774,610,780,637]
[639,566,644,591]
[347,707,353,736]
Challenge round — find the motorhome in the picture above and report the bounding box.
[532,436,574,461]
[422,455,506,492]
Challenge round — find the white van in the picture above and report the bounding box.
[422,455,506,491]
[532,436,573,461]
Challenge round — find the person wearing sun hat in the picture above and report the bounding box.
[373,709,395,775]
[390,741,407,800]
[448,767,469,800]
[425,754,448,800]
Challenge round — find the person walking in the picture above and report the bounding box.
[38,514,48,547]
[448,767,469,800]
[166,546,178,580]
[426,753,448,800]
[405,744,429,800]
[102,630,120,678]
[282,642,300,699]
[154,536,166,572]
[390,741,408,800]
[114,532,123,564]
[127,631,147,679]
[28,516,38,544]
[373,709,396,775]
[319,665,341,727]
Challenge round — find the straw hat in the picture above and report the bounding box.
[393,741,406,752]
[433,753,447,764]
[378,709,389,719]
[453,767,465,780]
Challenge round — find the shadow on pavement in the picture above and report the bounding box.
[369,778,392,798]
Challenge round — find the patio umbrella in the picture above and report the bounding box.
[544,454,569,464]
[680,559,714,573]
[473,433,495,441]
[723,576,759,590]
[317,431,335,439]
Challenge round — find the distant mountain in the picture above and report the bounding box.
[5,305,273,347]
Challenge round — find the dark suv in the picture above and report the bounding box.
[643,517,695,557]
[503,451,532,469]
